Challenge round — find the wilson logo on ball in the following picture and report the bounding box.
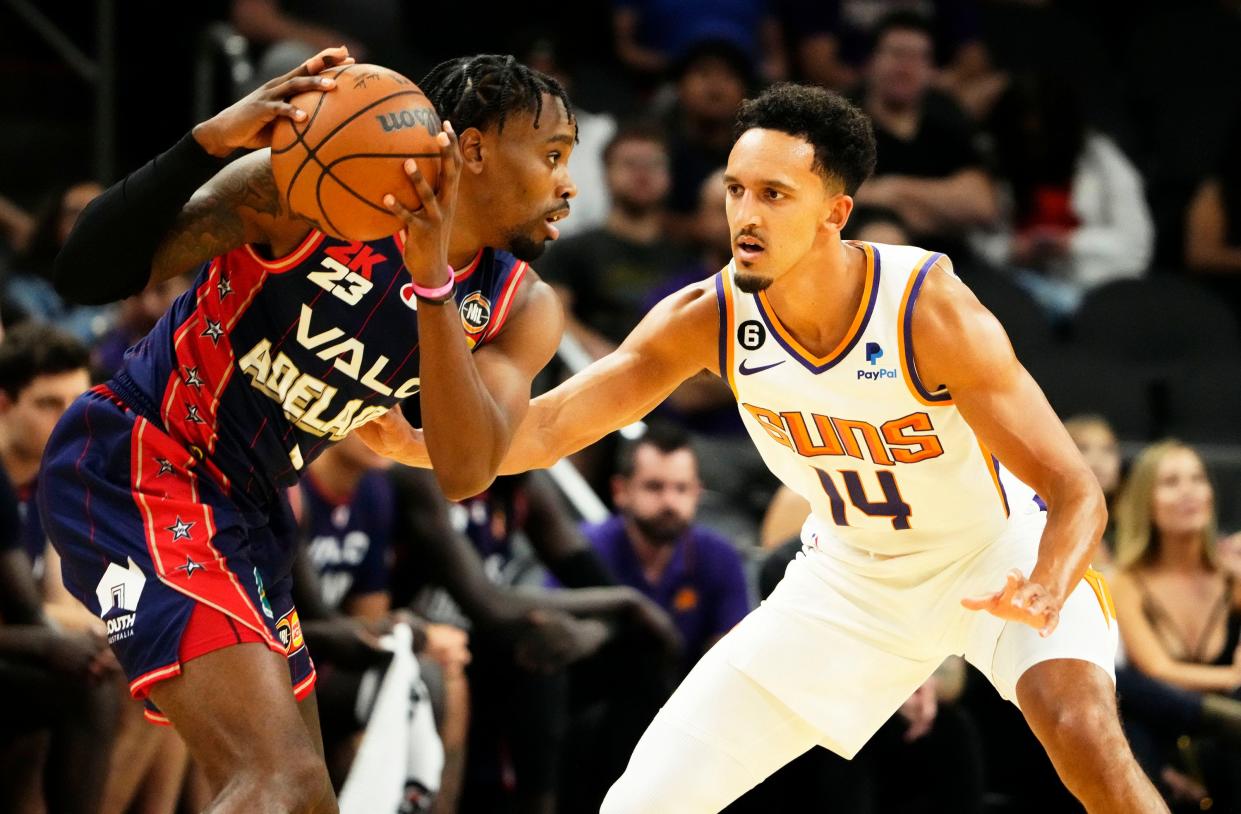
[459,292,492,334]
[376,108,440,135]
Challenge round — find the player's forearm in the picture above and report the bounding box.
[1029,476,1107,607]
[417,303,509,499]
[54,132,230,305]
[499,351,681,475]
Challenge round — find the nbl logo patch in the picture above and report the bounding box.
[459,292,492,334]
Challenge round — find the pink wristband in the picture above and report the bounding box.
[411,267,455,301]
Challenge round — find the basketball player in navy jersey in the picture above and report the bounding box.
[41,47,578,813]
[372,83,1166,813]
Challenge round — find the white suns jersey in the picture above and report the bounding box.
[715,241,1041,559]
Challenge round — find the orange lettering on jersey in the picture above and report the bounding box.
[742,403,794,450]
[782,411,845,457]
[881,412,945,464]
[830,418,895,467]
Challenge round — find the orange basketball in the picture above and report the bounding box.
[270,63,442,242]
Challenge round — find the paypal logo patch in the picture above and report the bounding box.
[859,341,897,381]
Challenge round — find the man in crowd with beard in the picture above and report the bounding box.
[583,422,749,675]
[538,122,693,360]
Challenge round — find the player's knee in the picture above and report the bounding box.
[1029,693,1117,754]
[260,753,335,814]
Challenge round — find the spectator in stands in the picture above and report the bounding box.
[585,422,749,672]
[291,434,470,807]
[1185,113,1241,316]
[0,192,33,267]
[648,168,745,438]
[853,12,997,260]
[663,39,753,240]
[1111,441,1241,810]
[0,324,119,814]
[540,122,693,357]
[518,30,618,241]
[230,0,415,81]
[92,273,194,378]
[973,73,1153,317]
[612,0,786,82]
[387,464,679,814]
[0,323,191,814]
[846,205,913,246]
[7,182,114,343]
[777,0,1004,119]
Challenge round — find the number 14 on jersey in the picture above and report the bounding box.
[812,467,912,530]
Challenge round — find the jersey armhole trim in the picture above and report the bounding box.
[480,260,529,343]
[714,270,737,397]
[977,439,1011,518]
[898,251,954,406]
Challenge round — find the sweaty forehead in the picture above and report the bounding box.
[727,129,818,181]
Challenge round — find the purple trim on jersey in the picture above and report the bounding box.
[714,272,729,380]
[993,455,1012,516]
[750,247,881,374]
[902,252,952,403]
[1034,494,1048,511]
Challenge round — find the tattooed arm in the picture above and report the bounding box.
[53,46,350,305]
[149,151,289,285]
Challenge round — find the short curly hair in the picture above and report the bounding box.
[734,83,877,196]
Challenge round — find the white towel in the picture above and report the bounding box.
[339,623,444,814]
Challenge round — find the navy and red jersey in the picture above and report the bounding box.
[300,469,394,611]
[107,230,528,509]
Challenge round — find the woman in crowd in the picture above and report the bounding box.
[1111,441,1241,810]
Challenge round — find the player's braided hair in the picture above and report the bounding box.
[420,54,576,136]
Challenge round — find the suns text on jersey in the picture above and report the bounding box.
[742,406,945,466]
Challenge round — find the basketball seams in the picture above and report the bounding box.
[283,88,430,206]
[270,65,438,240]
[315,152,443,220]
[270,63,359,157]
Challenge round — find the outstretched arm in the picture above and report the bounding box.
[914,258,1104,635]
[503,281,721,473]
[356,279,720,481]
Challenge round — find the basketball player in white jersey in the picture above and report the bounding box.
[359,83,1166,812]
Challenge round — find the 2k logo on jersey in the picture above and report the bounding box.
[858,342,897,381]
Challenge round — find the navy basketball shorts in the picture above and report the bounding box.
[38,385,314,724]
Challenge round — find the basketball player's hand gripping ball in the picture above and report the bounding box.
[383,122,464,293]
[191,46,354,157]
[961,569,1061,638]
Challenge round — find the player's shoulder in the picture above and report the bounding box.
[662,274,719,313]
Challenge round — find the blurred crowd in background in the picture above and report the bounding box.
[3,1,1241,812]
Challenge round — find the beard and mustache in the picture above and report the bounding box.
[631,509,691,546]
[502,204,572,262]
